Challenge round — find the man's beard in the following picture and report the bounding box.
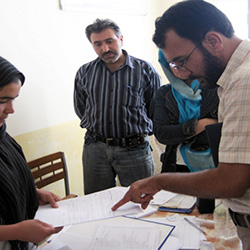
[199,46,225,89]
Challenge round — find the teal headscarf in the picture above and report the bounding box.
[158,49,201,123]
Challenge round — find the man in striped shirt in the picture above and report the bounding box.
[74,19,161,195]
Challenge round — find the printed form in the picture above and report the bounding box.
[42,216,175,250]
[89,223,160,250]
[35,187,142,227]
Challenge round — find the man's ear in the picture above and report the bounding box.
[202,31,224,54]
[120,35,124,46]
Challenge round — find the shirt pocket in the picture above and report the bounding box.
[124,85,143,108]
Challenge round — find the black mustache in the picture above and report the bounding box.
[102,51,114,56]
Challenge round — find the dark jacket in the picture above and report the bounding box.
[153,84,219,172]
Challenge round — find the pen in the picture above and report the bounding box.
[184,217,205,234]
[194,218,214,225]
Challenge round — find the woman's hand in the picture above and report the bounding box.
[13,220,62,243]
[37,189,61,208]
[196,118,217,134]
[0,220,63,243]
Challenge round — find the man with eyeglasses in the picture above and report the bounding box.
[112,1,250,248]
[168,37,203,71]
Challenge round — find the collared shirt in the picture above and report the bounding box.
[74,50,161,138]
[217,40,250,214]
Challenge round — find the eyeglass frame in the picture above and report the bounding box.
[168,38,204,71]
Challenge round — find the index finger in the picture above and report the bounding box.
[112,196,130,211]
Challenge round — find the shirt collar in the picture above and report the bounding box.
[217,40,250,89]
[123,50,134,68]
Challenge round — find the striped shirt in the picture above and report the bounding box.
[74,50,161,138]
[0,123,38,249]
[217,40,250,214]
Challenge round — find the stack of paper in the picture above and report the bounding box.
[150,190,178,206]
[158,194,196,214]
[146,215,209,250]
[41,216,175,250]
[36,187,177,249]
[35,186,158,227]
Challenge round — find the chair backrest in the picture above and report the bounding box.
[28,151,70,196]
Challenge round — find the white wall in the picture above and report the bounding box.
[207,0,249,39]
[1,0,160,136]
[2,0,248,136]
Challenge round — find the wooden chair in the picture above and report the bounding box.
[28,151,77,199]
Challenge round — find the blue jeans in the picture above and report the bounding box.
[82,133,154,194]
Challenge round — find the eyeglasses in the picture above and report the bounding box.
[169,43,200,71]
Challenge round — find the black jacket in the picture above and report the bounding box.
[153,84,219,172]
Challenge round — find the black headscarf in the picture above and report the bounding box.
[0,56,25,88]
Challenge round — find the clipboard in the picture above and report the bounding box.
[205,122,223,167]
[62,216,175,250]
[158,203,196,214]
[127,217,176,250]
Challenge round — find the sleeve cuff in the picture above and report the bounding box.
[182,119,197,137]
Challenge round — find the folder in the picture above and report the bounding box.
[205,122,223,167]
[128,217,176,250]
[158,194,196,214]
[49,216,176,250]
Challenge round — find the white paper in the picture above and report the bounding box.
[41,231,91,250]
[88,223,160,250]
[146,215,206,249]
[40,216,175,250]
[160,236,182,250]
[167,215,206,249]
[150,190,178,205]
[176,220,202,249]
[125,205,157,218]
[35,187,142,227]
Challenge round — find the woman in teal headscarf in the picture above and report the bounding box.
[154,50,219,173]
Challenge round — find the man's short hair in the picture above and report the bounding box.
[153,0,234,49]
[85,18,122,42]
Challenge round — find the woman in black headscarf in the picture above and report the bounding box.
[0,56,62,250]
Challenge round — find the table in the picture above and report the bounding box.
[39,206,242,249]
[148,206,242,249]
